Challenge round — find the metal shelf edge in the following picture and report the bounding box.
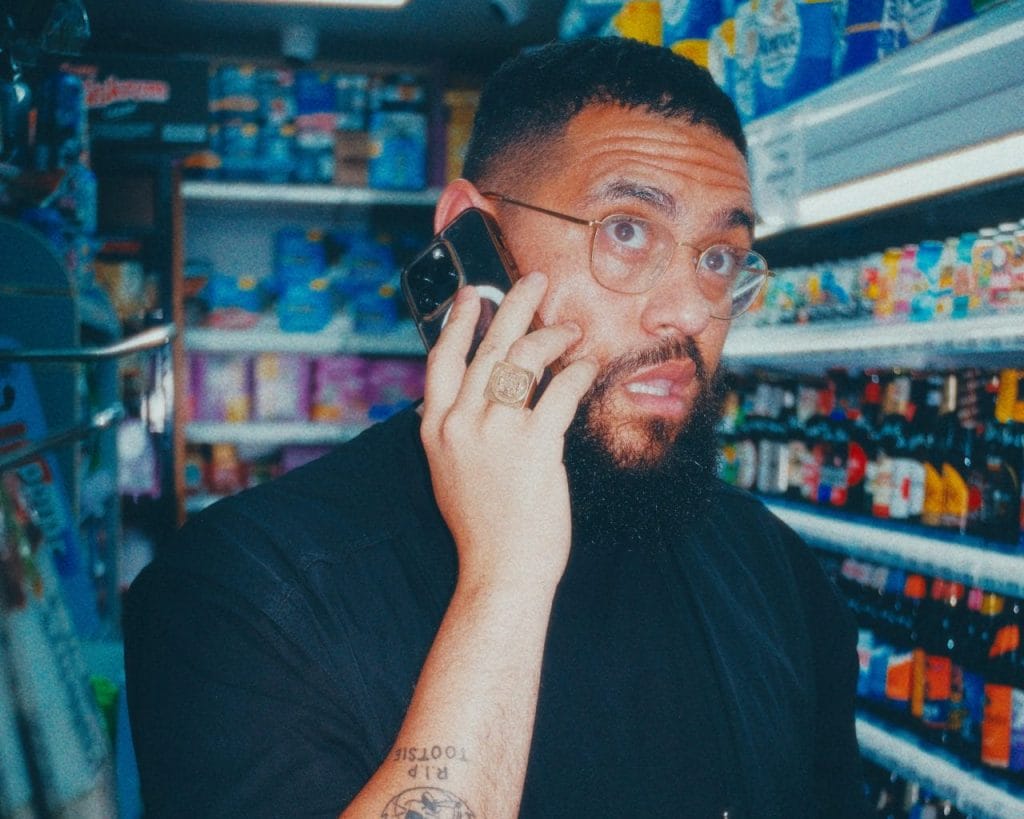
[181,180,442,207]
[766,501,1024,598]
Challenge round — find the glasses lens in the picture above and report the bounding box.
[698,244,768,318]
[590,214,675,294]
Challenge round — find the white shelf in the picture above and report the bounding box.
[181,180,442,207]
[184,493,225,514]
[748,0,1024,236]
[185,314,425,356]
[724,313,1024,373]
[765,500,1024,599]
[186,420,365,446]
[857,714,1024,819]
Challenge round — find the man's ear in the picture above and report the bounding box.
[433,178,495,234]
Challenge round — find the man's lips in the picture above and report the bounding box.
[621,361,697,402]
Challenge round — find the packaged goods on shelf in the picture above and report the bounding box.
[189,354,252,422]
[185,223,415,336]
[253,354,312,421]
[311,356,368,423]
[600,1,664,45]
[558,0,623,40]
[201,63,431,189]
[829,555,1024,786]
[443,89,479,183]
[187,353,425,430]
[742,217,1024,327]
[563,0,988,120]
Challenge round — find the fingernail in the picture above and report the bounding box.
[456,284,476,303]
[524,271,547,287]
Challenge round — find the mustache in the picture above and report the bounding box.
[586,335,708,401]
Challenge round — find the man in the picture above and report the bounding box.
[125,37,866,818]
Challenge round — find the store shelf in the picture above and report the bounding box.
[185,314,425,356]
[748,0,1024,236]
[184,493,225,514]
[186,420,365,446]
[181,180,442,208]
[723,313,1024,373]
[856,714,1024,819]
[765,499,1024,599]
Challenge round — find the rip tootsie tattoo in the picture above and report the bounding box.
[380,787,476,819]
[392,745,469,782]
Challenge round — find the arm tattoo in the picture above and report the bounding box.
[381,787,476,818]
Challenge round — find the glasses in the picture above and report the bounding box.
[481,191,772,319]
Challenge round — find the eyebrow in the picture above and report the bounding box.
[592,180,678,219]
[720,207,756,240]
[591,178,756,241]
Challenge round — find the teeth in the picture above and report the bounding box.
[626,381,671,397]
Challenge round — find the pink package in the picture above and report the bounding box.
[253,354,312,421]
[364,359,426,413]
[311,356,368,423]
[189,353,252,422]
[280,445,333,473]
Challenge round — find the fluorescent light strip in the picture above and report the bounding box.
[796,130,1024,228]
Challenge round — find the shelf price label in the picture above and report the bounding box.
[749,120,805,235]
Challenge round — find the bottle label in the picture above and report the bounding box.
[981,685,1024,771]
[872,456,894,518]
[757,0,801,89]
[922,461,944,525]
[900,0,942,43]
[942,463,968,530]
[910,646,927,719]
[756,439,789,495]
[736,439,758,490]
[922,654,953,728]
[962,669,985,747]
[885,650,912,707]
[847,442,867,488]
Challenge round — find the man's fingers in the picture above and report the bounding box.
[530,357,599,434]
[421,286,480,430]
[459,272,548,402]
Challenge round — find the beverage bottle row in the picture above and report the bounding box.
[718,367,1024,548]
[743,216,1024,327]
[826,555,1024,784]
[862,758,970,818]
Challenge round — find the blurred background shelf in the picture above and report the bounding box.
[856,714,1024,819]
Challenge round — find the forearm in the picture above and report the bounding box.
[340,576,557,819]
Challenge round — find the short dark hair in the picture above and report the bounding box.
[462,36,747,186]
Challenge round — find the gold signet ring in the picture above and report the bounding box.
[484,360,537,408]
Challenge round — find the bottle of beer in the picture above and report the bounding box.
[873,373,906,519]
[854,371,883,517]
[981,597,1023,778]
[916,374,946,528]
[939,374,972,534]
[922,581,966,739]
[960,591,1004,763]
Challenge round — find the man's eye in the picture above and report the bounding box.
[701,245,741,279]
[602,216,651,251]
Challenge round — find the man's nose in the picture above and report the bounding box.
[638,252,718,338]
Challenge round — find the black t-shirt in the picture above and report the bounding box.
[124,408,866,818]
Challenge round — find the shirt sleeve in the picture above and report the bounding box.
[784,528,871,819]
[123,516,379,818]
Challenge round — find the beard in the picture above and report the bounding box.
[563,336,725,552]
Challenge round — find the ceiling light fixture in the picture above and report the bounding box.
[200,0,410,8]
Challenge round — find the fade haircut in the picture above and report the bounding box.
[462,36,747,187]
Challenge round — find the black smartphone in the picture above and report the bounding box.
[401,207,521,361]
